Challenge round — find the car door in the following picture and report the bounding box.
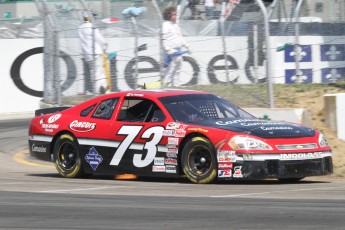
[78,97,119,174]
[107,96,170,176]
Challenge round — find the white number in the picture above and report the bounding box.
[110,126,164,167]
[133,126,164,167]
[110,126,142,166]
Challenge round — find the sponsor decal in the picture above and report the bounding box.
[215,119,288,127]
[166,165,177,173]
[163,130,176,136]
[167,152,178,158]
[216,119,254,125]
[218,169,232,178]
[154,157,165,166]
[175,130,186,137]
[165,123,188,137]
[165,158,178,165]
[167,148,178,153]
[166,122,179,130]
[41,123,59,132]
[31,144,47,153]
[166,144,177,149]
[218,162,233,169]
[168,137,179,145]
[176,124,188,130]
[85,147,103,171]
[280,152,323,160]
[233,166,243,178]
[260,126,293,131]
[187,127,209,133]
[69,120,96,132]
[48,114,61,123]
[218,150,237,162]
[126,93,144,97]
[152,165,166,172]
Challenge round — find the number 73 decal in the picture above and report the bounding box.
[110,125,164,167]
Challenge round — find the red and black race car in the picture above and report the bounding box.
[28,89,333,183]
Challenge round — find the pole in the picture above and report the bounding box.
[294,0,304,83]
[220,0,230,83]
[131,16,139,90]
[151,0,164,88]
[256,0,274,108]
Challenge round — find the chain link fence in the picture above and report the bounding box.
[2,0,345,107]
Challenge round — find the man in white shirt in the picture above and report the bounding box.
[78,14,108,94]
[162,7,189,87]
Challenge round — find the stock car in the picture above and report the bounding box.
[28,89,333,184]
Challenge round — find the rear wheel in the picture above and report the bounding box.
[53,134,85,178]
[181,137,217,184]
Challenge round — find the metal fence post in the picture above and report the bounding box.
[151,0,164,87]
[40,0,58,104]
[294,0,304,83]
[130,16,139,90]
[220,0,230,83]
[256,0,274,108]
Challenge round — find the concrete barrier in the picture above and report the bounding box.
[324,93,345,141]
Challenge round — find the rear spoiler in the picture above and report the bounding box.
[35,106,71,116]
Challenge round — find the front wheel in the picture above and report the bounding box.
[53,134,85,178]
[181,137,217,184]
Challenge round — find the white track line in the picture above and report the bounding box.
[210,185,345,198]
[38,186,126,193]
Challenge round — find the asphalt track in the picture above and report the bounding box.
[1,118,345,230]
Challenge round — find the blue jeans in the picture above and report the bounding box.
[205,6,215,20]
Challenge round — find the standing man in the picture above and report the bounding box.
[78,13,108,95]
[204,0,215,20]
[162,6,189,87]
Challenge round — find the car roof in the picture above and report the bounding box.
[97,88,210,100]
[69,89,211,112]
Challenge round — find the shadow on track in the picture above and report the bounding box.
[27,173,331,185]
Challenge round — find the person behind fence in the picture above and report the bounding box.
[78,13,108,95]
[188,0,198,20]
[162,7,190,87]
[204,0,216,20]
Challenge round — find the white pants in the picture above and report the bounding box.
[84,55,107,94]
[94,56,107,93]
[164,55,183,87]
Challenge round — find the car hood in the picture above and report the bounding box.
[194,118,315,138]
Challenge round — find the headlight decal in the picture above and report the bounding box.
[318,133,329,147]
[228,136,273,150]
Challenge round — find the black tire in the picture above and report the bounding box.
[181,137,217,184]
[53,134,85,178]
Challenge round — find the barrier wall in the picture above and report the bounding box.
[324,93,345,141]
[1,36,345,114]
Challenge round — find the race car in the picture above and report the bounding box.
[28,89,333,183]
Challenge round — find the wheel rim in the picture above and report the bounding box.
[187,145,212,176]
[58,142,77,170]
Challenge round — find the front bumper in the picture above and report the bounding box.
[217,154,333,180]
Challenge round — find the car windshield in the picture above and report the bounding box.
[159,94,255,123]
